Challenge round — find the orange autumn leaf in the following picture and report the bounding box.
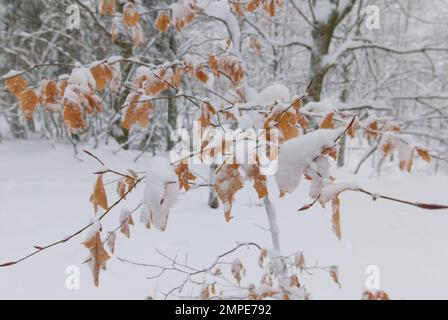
[175,163,197,191]
[59,79,68,97]
[83,231,110,287]
[246,165,268,199]
[278,111,299,141]
[155,11,171,32]
[63,101,85,131]
[117,180,127,198]
[123,2,139,27]
[84,93,103,114]
[91,64,112,91]
[320,112,334,129]
[121,93,152,130]
[18,89,39,119]
[90,174,108,213]
[246,0,260,12]
[267,0,275,16]
[195,68,209,83]
[111,23,117,43]
[198,101,216,128]
[5,74,27,95]
[100,0,115,16]
[214,164,243,222]
[40,80,59,109]
[416,148,431,163]
[331,196,341,240]
[219,55,244,85]
[208,55,220,77]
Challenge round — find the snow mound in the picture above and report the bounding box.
[252,84,290,106]
[275,128,343,194]
[142,156,179,231]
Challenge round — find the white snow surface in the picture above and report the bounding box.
[275,128,343,194]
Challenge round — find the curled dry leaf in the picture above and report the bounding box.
[246,165,268,199]
[290,274,301,287]
[172,1,195,31]
[200,285,210,300]
[155,11,171,32]
[5,74,27,95]
[101,0,115,16]
[416,148,431,163]
[331,196,342,240]
[121,92,153,130]
[175,163,197,191]
[120,216,134,238]
[18,89,39,119]
[258,248,268,268]
[90,64,112,91]
[123,2,139,27]
[219,55,244,85]
[320,112,335,129]
[214,164,243,222]
[294,251,305,271]
[362,290,390,300]
[231,258,245,285]
[83,231,110,287]
[90,174,108,213]
[40,80,59,112]
[117,180,127,198]
[208,55,220,77]
[261,273,273,287]
[198,101,216,128]
[106,232,116,254]
[194,68,209,83]
[125,170,139,190]
[63,101,85,131]
[329,265,341,288]
[246,0,261,12]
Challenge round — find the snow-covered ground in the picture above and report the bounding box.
[1,140,447,300]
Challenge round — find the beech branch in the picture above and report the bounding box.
[298,188,448,212]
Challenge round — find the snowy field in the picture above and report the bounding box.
[1,139,447,300]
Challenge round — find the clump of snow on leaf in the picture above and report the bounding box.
[319,183,359,204]
[204,0,240,49]
[141,156,179,231]
[68,64,95,94]
[275,128,343,195]
[302,99,337,114]
[252,84,290,106]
